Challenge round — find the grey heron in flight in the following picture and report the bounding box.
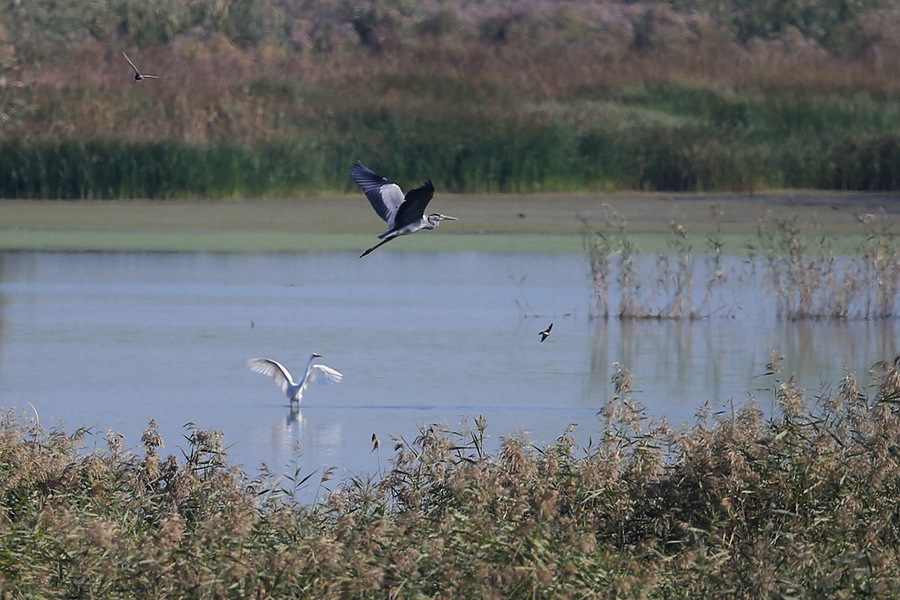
[350,161,457,257]
[247,353,342,405]
[122,50,163,81]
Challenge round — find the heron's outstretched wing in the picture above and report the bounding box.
[350,161,405,226]
[247,358,295,394]
[393,181,435,227]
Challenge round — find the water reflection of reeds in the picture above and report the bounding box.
[589,313,900,422]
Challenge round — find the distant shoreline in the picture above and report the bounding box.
[0,191,896,253]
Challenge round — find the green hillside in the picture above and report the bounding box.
[2,0,900,197]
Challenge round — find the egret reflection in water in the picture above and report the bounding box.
[266,405,345,474]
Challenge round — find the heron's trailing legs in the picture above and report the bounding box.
[360,237,395,258]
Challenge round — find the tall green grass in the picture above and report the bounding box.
[3,356,900,597]
[0,139,338,199]
[5,84,900,198]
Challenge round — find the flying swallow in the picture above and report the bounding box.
[122,50,164,81]
[539,323,553,342]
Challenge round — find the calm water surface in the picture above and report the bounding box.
[0,250,896,501]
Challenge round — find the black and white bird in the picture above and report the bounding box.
[539,323,553,342]
[247,353,342,405]
[122,49,163,81]
[350,161,457,258]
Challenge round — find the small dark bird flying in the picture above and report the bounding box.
[122,49,164,81]
[350,161,457,258]
[539,323,553,342]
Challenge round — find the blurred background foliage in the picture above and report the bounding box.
[1,0,900,197]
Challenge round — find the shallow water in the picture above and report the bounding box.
[0,250,896,502]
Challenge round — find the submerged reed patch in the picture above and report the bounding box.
[583,207,735,320]
[3,354,900,597]
[583,207,900,320]
[753,212,900,319]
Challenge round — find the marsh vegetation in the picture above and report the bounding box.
[4,2,900,594]
[3,0,900,197]
[3,353,900,597]
[584,208,900,320]
[1,209,900,597]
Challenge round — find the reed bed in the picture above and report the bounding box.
[584,208,900,320]
[753,211,900,319]
[2,356,900,597]
[4,86,900,198]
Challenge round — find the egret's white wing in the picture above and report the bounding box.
[247,358,295,394]
[308,364,343,384]
[298,363,343,396]
[350,161,405,227]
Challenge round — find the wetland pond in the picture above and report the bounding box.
[0,249,897,502]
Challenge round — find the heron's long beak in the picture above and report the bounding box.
[441,215,458,221]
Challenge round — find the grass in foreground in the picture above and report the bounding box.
[2,357,900,598]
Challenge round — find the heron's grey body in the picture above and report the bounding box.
[350,161,457,257]
[122,50,163,80]
[247,353,342,404]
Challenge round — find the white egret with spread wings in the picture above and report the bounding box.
[247,353,342,405]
